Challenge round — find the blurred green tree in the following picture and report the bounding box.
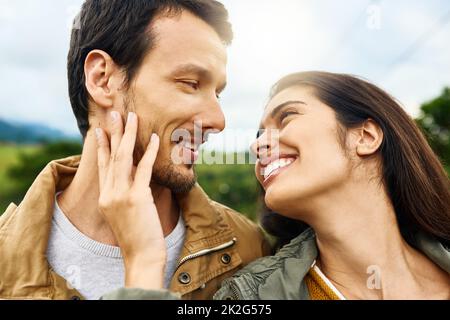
[3,141,82,208]
[416,87,450,175]
[196,152,260,221]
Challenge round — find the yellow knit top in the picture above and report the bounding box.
[304,262,346,300]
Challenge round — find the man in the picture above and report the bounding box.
[0,0,269,300]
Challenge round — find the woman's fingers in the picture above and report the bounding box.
[114,112,138,183]
[110,111,124,160]
[95,127,110,192]
[95,114,166,280]
[97,112,147,190]
[134,133,160,189]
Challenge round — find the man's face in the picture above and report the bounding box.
[124,10,228,193]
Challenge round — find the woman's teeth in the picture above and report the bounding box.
[262,158,295,180]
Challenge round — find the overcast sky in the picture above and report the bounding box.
[1,0,449,151]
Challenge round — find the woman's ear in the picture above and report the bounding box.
[355,119,384,156]
[84,50,122,110]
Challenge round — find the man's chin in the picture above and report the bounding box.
[152,163,197,194]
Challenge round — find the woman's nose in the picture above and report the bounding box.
[250,131,271,160]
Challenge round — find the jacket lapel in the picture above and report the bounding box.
[0,156,83,299]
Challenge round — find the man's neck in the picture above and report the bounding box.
[57,132,180,246]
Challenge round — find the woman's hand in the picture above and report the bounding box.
[95,111,166,290]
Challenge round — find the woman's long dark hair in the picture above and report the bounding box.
[260,71,450,249]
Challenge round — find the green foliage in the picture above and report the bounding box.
[0,141,82,211]
[196,152,260,221]
[0,144,38,211]
[416,87,450,175]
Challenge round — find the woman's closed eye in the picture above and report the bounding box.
[279,110,298,125]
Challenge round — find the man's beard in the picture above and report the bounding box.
[124,93,197,194]
[152,160,197,194]
[133,134,197,194]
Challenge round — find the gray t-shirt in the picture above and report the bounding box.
[46,196,185,300]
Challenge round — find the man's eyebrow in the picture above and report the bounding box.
[170,63,210,78]
[270,100,307,119]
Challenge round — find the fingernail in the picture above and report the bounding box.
[128,112,136,123]
[95,128,102,140]
[111,111,119,123]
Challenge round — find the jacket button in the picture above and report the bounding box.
[221,253,231,265]
[178,272,191,285]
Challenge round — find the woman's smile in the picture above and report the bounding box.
[260,155,298,188]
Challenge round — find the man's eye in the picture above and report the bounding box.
[180,80,199,90]
[256,129,264,139]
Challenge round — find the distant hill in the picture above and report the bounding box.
[0,118,79,144]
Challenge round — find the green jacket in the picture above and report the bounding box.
[103,228,450,300]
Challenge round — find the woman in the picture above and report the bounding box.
[98,71,450,300]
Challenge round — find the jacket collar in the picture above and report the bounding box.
[0,156,235,299]
[410,231,450,273]
[176,185,235,254]
[0,156,80,299]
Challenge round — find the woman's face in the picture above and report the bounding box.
[252,85,353,218]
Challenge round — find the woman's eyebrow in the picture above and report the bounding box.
[270,100,307,119]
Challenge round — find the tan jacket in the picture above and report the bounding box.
[0,156,270,300]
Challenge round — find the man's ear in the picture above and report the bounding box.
[355,119,384,157]
[84,50,123,110]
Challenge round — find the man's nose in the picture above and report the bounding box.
[197,100,226,133]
